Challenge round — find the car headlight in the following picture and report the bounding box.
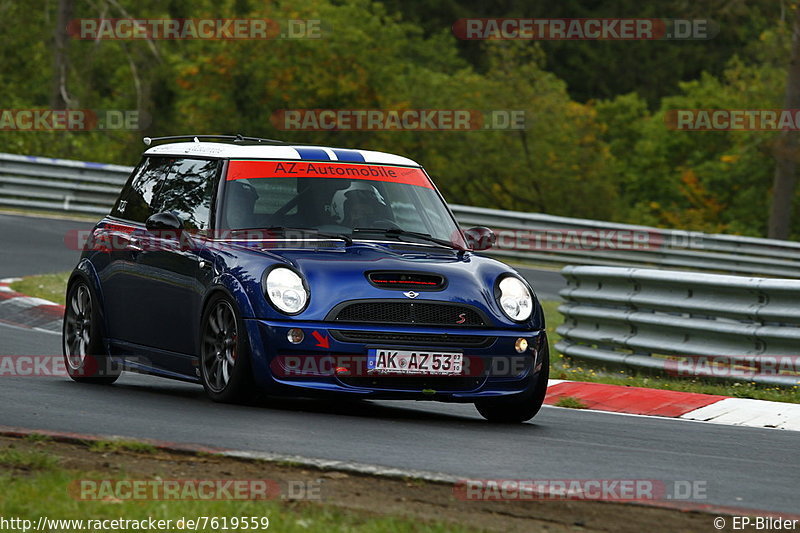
[496,275,533,322]
[265,267,308,314]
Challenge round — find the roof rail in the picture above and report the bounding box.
[142,134,286,146]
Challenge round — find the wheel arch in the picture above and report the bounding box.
[197,273,263,400]
[66,259,108,338]
[197,272,259,356]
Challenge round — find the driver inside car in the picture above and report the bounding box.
[330,181,393,228]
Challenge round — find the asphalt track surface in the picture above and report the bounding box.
[0,213,797,515]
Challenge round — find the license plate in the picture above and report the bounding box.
[367,349,463,375]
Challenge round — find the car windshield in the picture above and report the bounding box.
[220,160,464,247]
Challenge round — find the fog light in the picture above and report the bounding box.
[287,328,304,344]
[515,338,528,353]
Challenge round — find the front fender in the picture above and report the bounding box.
[204,272,256,319]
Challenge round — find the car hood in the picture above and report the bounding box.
[218,241,535,328]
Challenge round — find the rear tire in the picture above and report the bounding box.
[62,279,120,384]
[199,294,258,403]
[475,343,549,423]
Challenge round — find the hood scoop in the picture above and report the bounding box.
[367,271,446,291]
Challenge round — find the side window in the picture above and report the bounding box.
[110,161,143,220]
[110,157,172,223]
[153,158,219,230]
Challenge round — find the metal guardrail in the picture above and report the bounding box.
[0,152,130,215]
[556,266,800,386]
[0,151,798,277]
[451,205,800,278]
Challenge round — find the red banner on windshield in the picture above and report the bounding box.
[226,160,433,189]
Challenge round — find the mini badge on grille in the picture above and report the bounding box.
[403,291,419,299]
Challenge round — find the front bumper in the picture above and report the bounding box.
[243,319,547,401]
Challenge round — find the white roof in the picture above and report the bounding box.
[143,142,421,166]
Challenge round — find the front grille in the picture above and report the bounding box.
[328,301,486,327]
[329,330,493,348]
[339,376,485,392]
[367,271,445,291]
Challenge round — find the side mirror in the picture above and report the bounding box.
[145,212,183,231]
[463,226,496,251]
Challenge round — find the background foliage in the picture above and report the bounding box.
[1,0,798,238]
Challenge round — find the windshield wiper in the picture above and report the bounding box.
[230,226,353,245]
[352,227,458,249]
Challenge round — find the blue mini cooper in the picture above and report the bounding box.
[63,135,549,422]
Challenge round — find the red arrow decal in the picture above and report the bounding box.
[312,330,330,349]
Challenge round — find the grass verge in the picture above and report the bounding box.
[87,440,157,454]
[0,435,722,533]
[2,467,469,533]
[9,271,70,305]
[9,271,799,404]
[0,439,476,533]
[0,446,60,470]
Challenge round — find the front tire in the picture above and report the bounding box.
[199,294,258,403]
[62,280,120,384]
[475,343,550,423]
